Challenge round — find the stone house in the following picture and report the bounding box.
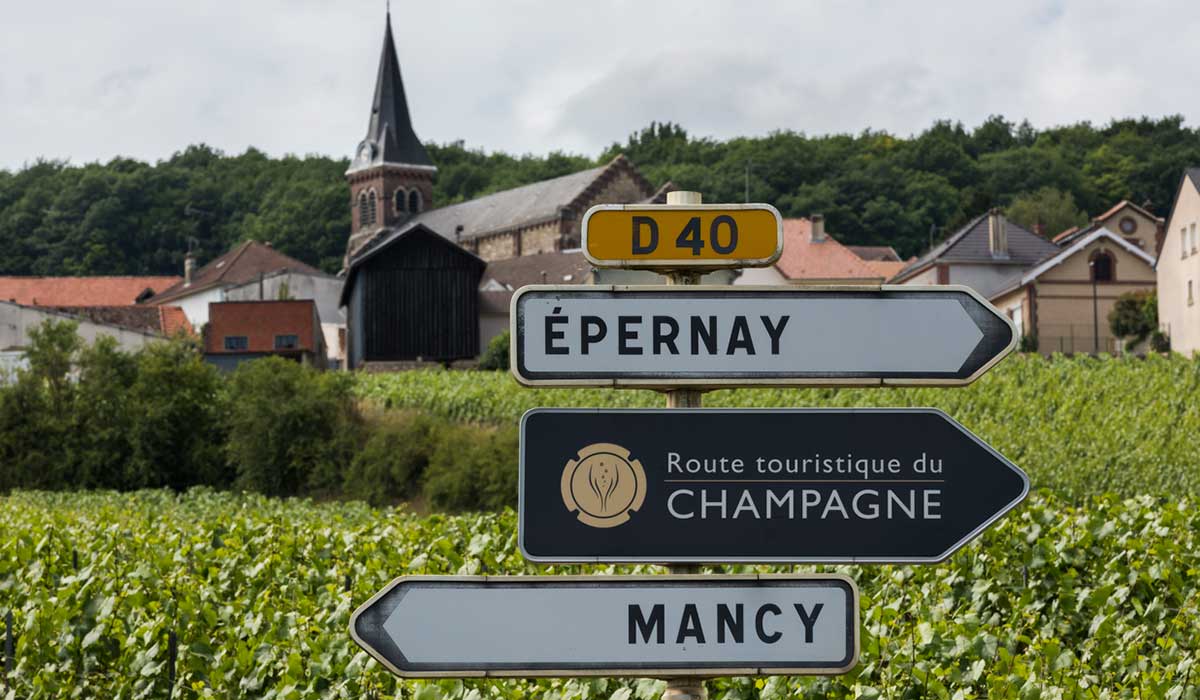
[991,227,1156,354]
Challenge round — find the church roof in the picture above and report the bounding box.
[347,12,433,173]
[350,155,654,260]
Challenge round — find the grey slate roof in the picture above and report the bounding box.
[481,250,592,291]
[1188,168,1200,191]
[346,12,433,173]
[407,165,605,241]
[892,213,1059,282]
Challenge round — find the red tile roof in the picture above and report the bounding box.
[0,276,181,306]
[158,306,194,337]
[773,219,888,282]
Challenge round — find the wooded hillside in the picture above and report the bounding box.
[2,115,1198,275]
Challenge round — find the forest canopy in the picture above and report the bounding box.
[2,115,1198,276]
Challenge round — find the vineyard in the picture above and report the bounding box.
[0,489,1197,698]
[355,354,1200,501]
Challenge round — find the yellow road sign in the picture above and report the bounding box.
[582,204,782,269]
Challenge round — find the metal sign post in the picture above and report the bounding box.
[662,191,707,700]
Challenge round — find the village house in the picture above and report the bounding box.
[737,216,910,286]
[990,226,1156,354]
[889,209,1059,298]
[0,276,192,377]
[0,302,175,380]
[148,240,338,331]
[203,300,327,372]
[1156,168,1200,354]
[1053,200,1164,255]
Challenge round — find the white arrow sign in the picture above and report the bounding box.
[510,285,1015,387]
[350,575,859,678]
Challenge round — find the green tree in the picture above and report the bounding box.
[1005,187,1089,239]
[127,338,227,489]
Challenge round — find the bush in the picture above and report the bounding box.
[225,357,361,497]
[1018,334,1038,352]
[479,330,510,370]
[343,410,442,506]
[127,339,227,490]
[423,423,519,511]
[1109,290,1157,352]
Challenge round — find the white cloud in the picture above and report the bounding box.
[1,0,1199,169]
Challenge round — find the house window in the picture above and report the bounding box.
[1090,251,1114,282]
[224,336,248,351]
[1184,228,1189,259]
[1192,223,1198,254]
[367,190,378,225]
[274,334,299,350]
[408,189,422,213]
[358,192,369,230]
[1190,280,1195,307]
[395,188,407,214]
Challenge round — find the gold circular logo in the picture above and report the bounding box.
[560,443,646,528]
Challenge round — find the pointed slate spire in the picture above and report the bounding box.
[348,10,434,173]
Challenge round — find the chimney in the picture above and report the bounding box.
[184,252,196,285]
[811,214,826,242]
[988,208,1008,257]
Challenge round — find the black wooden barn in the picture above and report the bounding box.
[341,223,485,368]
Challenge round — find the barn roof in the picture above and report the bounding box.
[339,223,485,307]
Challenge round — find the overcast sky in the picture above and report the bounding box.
[3,0,1199,170]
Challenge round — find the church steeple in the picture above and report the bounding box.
[348,10,434,172]
[345,9,436,261]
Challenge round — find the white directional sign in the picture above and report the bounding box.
[511,285,1016,387]
[350,575,859,678]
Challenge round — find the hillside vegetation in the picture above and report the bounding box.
[356,354,1200,502]
[0,489,1194,698]
[4,116,1200,275]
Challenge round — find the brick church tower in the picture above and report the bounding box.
[345,11,436,262]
